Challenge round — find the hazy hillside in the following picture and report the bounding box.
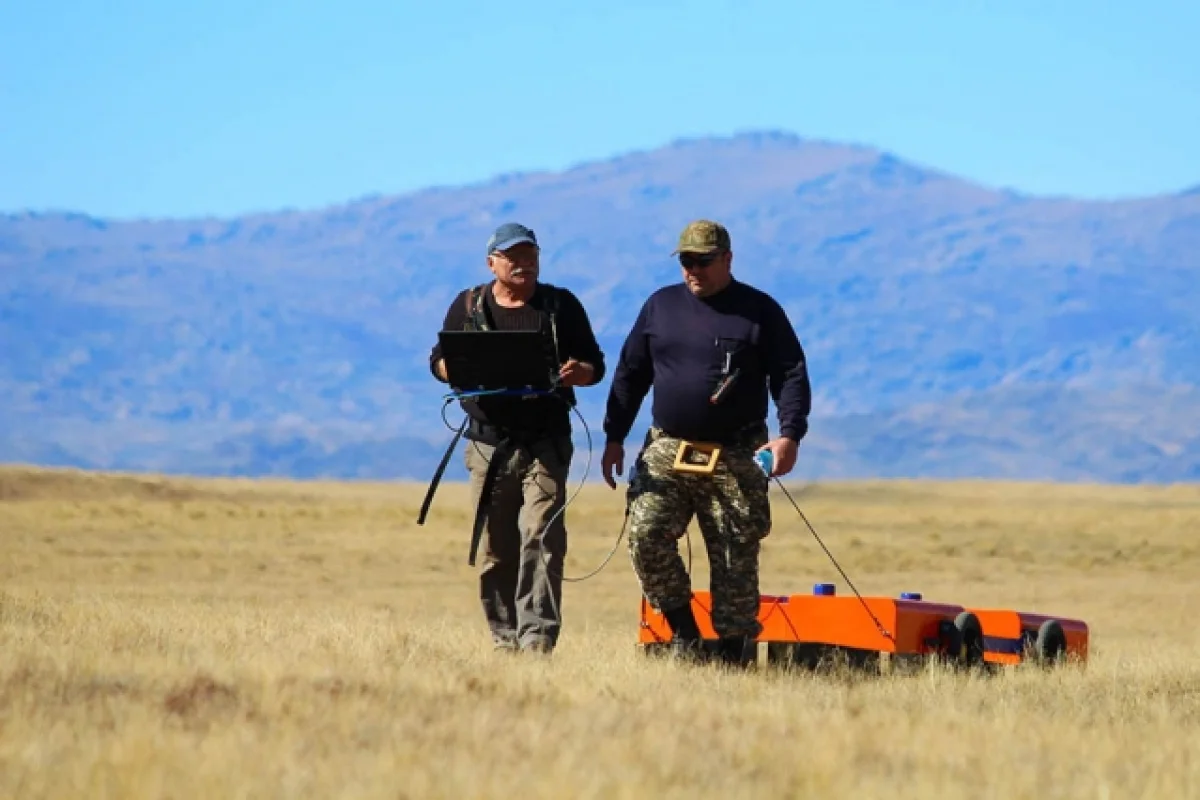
[3,131,1198,482]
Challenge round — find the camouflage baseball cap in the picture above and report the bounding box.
[672,219,731,254]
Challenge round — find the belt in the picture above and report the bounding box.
[648,422,768,476]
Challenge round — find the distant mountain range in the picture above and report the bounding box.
[3,130,1198,483]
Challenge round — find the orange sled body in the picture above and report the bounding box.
[638,585,1089,668]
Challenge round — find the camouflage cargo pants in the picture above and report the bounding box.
[626,426,772,640]
[465,435,573,652]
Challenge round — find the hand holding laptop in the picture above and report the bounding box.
[557,358,595,387]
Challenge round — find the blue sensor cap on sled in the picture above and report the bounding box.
[900,592,923,601]
[813,583,836,596]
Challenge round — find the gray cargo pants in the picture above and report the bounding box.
[464,434,573,652]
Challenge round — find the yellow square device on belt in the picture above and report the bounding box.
[673,440,722,474]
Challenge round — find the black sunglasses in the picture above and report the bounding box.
[679,252,721,270]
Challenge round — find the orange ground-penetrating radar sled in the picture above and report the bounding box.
[638,584,1090,671]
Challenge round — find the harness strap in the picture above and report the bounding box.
[545,288,561,365]
[468,438,512,566]
[416,414,467,526]
[467,284,493,331]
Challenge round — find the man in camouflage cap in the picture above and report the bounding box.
[601,219,812,666]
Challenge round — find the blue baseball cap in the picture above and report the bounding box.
[487,222,538,254]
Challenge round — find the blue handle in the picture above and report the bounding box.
[755,449,774,477]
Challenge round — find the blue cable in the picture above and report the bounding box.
[443,383,563,401]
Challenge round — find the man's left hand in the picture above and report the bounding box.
[558,359,595,387]
[756,437,799,477]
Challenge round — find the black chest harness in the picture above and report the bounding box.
[417,283,566,566]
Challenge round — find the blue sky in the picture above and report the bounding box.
[3,0,1197,219]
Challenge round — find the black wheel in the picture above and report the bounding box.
[1035,619,1067,665]
[642,642,670,658]
[790,643,827,671]
[765,642,795,667]
[845,647,882,674]
[936,619,963,663]
[954,612,986,667]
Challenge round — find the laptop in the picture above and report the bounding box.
[437,330,558,392]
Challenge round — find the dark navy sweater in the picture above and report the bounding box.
[603,279,811,445]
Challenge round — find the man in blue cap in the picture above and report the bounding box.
[429,222,606,654]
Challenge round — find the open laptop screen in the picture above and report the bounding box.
[437,330,557,392]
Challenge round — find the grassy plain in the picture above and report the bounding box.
[2,465,1200,798]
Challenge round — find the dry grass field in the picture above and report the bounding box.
[3,464,1200,798]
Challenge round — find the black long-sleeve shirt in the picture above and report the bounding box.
[429,281,605,441]
[603,279,811,445]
